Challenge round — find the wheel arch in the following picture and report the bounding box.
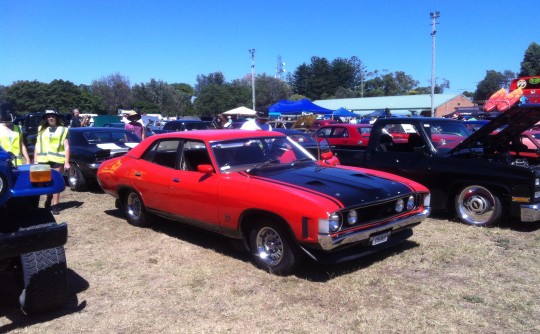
[238,209,296,252]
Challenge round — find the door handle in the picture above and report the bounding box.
[134,171,141,177]
[172,178,180,183]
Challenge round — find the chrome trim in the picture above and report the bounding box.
[89,163,101,169]
[520,204,540,222]
[318,208,431,250]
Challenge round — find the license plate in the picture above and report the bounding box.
[371,232,390,245]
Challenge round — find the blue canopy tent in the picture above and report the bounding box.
[332,107,358,117]
[269,99,334,116]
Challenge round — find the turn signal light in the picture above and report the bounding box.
[30,164,52,183]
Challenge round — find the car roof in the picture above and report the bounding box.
[127,130,285,158]
[69,126,130,132]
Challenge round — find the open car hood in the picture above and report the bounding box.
[449,104,540,153]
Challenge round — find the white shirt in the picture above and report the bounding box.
[240,119,272,131]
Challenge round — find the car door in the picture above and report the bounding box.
[166,140,220,230]
[134,139,182,213]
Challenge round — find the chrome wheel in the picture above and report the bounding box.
[255,226,284,266]
[126,192,143,223]
[455,185,502,226]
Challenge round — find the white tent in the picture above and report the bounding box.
[223,106,256,116]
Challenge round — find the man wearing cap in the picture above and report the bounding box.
[240,110,273,131]
[0,102,31,166]
[34,110,70,215]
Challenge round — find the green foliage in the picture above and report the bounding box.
[194,82,250,117]
[91,73,132,115]
[473,70,516,102]
[519,42,540,77]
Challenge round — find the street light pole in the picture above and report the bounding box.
[430,11,440,117]
[249,48,256,111]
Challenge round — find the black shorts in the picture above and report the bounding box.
[42,162,63,169]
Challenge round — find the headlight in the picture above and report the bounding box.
[395,198,404,212]
[329,213,341,232]
[406,196,415,211]
[347,210,357,225]
[536,178,540,186]
[424,194,431,207]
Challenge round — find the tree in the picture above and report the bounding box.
[194,72,225,95]
[3,81,51,113]
[240,74,291,111]
[364,71,418,97]
[194,82,250,117]
[91,73,131,114]
[519,42,540,77]
[473,70,514,102]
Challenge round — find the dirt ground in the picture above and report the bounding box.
[1,187,540,333]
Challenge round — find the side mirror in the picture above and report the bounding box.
[321,151,334,160]
[197,164,214,174]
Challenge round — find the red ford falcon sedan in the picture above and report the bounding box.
[97,130,430,275]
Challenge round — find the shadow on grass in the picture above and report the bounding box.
[103,210,421,282]
[0,269,89,332]
[429,211,540,232]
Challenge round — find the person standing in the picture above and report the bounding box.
[34,110,70,215]
[124,110,146,140]
[69,108,88,128]
[0,102,30,166]
[240,110,273,131]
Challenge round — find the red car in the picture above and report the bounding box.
[97,130,430,275]
[315,124,373,148]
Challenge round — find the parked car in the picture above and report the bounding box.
[97,129,430,275]
[0,147,68,314]
[272,128,340,166]
[161,119,210,132]
[331,104,540,227]
[314,124,373,149]
[67,127,141,191]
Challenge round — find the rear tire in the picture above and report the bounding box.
[249,221,302,275]
[68,165,87,191]
[18,233,68,314]
[455,185,502,227]
[123,190,151,227]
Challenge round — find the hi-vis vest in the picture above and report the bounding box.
[36,126,69,164]
[0,124,24,165]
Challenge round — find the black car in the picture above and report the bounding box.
[103,122,155,137]
[67,127,141,191]
[161,119,210,132]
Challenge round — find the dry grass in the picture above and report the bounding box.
[1,187,540,333]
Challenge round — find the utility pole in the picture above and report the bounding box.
[430,11,440,117]
[275,55,286,80]
[249,48,256,111]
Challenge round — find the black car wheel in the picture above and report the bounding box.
[124,190,151,227]
[18,224,68,314]
[455,185,502,227]
[68,164,86,191]
[249,221,302,275]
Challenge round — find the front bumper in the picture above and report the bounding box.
[317,208,431,251]
[520,204,540,222]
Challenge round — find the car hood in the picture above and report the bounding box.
[248,165,413,208]
[450,104,540,154]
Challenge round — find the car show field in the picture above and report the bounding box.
[0,188,539,333]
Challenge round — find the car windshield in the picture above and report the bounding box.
[82,131,141,145]
[211,136,316,172]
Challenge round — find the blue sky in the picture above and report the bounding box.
[1,1,538,95]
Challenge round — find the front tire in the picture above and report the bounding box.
[123,190,151,227]
[68,164,86,191]
[249,221,302,275]
[455,185,502,227]
[18,243,68,314]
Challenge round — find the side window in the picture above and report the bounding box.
[382,123,424,152]
[331,127,346,138]
[141,139,180,169]
[181,140,212,171]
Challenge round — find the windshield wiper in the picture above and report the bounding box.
[246,159,281,173]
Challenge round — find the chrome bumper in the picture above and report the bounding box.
[520,204,540,222]
[318,208,431,251]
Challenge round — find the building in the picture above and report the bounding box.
[313,94,474,118]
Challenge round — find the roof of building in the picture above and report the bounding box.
[314,94,470,116]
